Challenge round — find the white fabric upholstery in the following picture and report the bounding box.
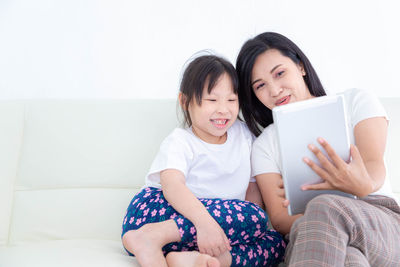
[0,98,399,266]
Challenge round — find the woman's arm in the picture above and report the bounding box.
[160,169,231,256]
[256,172,302,235]
[303,117,387,197]
[245,181,265,209]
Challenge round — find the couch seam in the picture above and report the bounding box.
[6,103,27,245]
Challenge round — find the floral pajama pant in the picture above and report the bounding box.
[122,187,286,266]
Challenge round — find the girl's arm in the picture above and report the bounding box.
[256,172,302,235]
[160,169,231,256]
[303,117,387,197]
[245,181,265,209]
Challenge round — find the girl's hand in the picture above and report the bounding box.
[195,217,231,257]
[302,138,375,197]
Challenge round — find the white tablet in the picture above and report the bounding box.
[272,94,355,215]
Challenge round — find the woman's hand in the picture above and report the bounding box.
[302,137,375,197]
[195,217,231,257]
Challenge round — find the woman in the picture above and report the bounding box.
[236,32,400,266]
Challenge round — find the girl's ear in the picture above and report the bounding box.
[178,92,187,110]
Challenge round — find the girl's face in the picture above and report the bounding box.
[187,73,239,144]
[251,49,313,110]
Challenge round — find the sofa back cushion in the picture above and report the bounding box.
[8,100,178,244]
[381,98,400,199]
[0,102,24,246]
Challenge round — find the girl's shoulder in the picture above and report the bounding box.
[230,120,255,143]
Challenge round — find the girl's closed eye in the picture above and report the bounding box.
[229,97,238,102]
[205,98,217,102]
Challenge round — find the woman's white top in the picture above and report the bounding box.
[252,88,398,203]
[144,120,255,200]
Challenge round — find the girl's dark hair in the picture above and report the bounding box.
[180,54,239,127]
[236,32,326,136]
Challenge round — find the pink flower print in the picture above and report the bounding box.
[264,250,269,259]
[177,218,184,225]
[228,228,235,236]
[258,210,265,218]
[135,218,142,225]
[142,217,146,222]
[178,228,185,237]
[226,215,233,224]
[267,236,273,241]
[244,234,249,240]
[216,205,221,209]
[239,244,246,251]
[190,226,196,235]
[140,203,147,210]
[143,193,150,198]
[257,245,263,255]
[237,213,244,222]
[234,205,242,211]
[123,217,127,225]
[159,208,166,216]
[251,215,258,223]
[151,209,157,217]
[241,231,246,236]
[143,208,150,216]
[224,203,230,209]
[129,217,134,224]
[254,230,261,237]
[282,240,286,248]
[150,199,154,202]
[228,209,232,214]
[215,200,220,204]
[243,259,247,266]
[132,199,138,205]
[172,245,178,250]
[170,213,177,219]
[271,247,275,253]
[275,252,279,258]
[256,224,260,229]
[236,256,241,265]
[207,200,213,205]
[213,209,221,217]
[159,199,164,204]
[248,250,253,259]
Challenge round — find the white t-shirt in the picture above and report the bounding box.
[144,120,255,200]
[252,88,398,202]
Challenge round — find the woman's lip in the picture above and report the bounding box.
[275,95,291,106]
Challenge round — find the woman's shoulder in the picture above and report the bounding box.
[253,123,276,147]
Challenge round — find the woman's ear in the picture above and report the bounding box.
[299,62,306,76]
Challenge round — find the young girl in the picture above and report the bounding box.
[121,55,285,267]
[236,32,400,266]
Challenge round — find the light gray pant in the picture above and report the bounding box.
[285,194,400,267]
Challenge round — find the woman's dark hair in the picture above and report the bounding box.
[180,54,239,127]
[236,32,326,136]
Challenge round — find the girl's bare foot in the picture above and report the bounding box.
[122,220,180,267]
[166,251,220,267]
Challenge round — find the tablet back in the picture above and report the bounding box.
[272,95,354,215]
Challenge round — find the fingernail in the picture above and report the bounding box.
[303,157,310,163]
[318,137,325,144]
[308,144,315,150]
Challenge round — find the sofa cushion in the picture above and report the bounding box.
[0,240,139,267]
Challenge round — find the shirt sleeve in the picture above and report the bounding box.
[251,126,281,177]
[347,88,388,128]
[146,129,193,184]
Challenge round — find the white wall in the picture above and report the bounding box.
[0,0,399,100]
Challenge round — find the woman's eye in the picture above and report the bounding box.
[206,99,216,102]
[276,70,285,77]
[228,98,238,102]
[255,83,265,91]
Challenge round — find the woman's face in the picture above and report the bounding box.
[251,49,313,110]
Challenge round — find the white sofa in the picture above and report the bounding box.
[1,98,399,267]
